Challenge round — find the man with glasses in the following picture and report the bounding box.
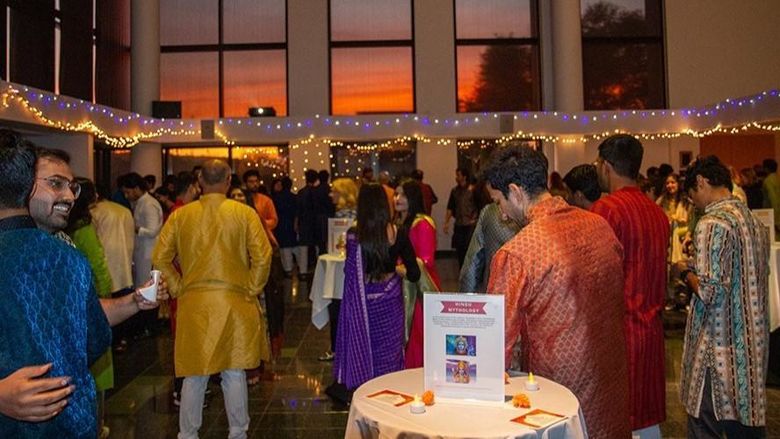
[591,134,670,439]
[674,156,769,439]
[0,130,166,437]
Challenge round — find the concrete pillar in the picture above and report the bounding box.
[130,142,162,185]
[130,1,161,181]
[548,0,586,173]
[414,0,456,114]
[550,0,584,111]
[35,132,94,180]
[287,0,329,116]
[131,0,160,116]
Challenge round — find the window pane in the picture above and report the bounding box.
[165,147,229,176]
[160,0,218,45]
[330,141,416,179]
[456,0,535,39]
[160,52,219,118]
[224,50,287,117]
[457,44,540,112]
[223,0,286,43]
[581,0,662,37]
[233,146,289,187]
[330,0,411,41]
[582,42,665,110]
[331,47,413,115]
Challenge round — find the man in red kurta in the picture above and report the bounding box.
[592,134,669,438]
[485,144,630,439]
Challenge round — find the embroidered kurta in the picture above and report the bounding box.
[0,216,111,438]
[91,200,134,291]
[488,197,630,439]
[592,186,670,429]
[152,194,272,376]
[460,203,521,293]
[681,197,769,426]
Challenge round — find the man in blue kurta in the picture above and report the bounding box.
[0,131,112,438]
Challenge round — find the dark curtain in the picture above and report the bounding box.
[0,1,6,80]
[60,0,92,100]
[96,0,130,110]
[9,0,55,91]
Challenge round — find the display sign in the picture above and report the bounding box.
[327,217,354,256]
[424,293,505,402]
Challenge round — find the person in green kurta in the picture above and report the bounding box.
[66,178,115,438]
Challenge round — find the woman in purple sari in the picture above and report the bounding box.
[333,183,420,392]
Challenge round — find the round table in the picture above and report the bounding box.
[309,253,346,329]
[345,368,586,439]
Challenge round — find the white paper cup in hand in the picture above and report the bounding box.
[151,269,162,286]
[138,276,160,303]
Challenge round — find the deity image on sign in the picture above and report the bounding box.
[445,359,476,384]
[445,334,477,356]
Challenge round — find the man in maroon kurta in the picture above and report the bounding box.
[592,134,669,437]
[485,144,630,439]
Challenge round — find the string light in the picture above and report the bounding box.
[2,83,780,151]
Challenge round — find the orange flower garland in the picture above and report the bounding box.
[421,390,435,406]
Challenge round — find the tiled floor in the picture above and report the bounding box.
[105,257,780,438]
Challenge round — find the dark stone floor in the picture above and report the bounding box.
[104,257,780,438]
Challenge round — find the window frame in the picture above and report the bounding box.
[580,0,667,110]
[327,0,416,116]
[159,0,289,117]
[453,0,542,113]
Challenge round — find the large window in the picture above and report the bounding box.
[329,0,414,115]
[455,0,541,112]
[330,140,416,182]
[581,0,665,109]
[160,0,287,118]
[162,145,289,189]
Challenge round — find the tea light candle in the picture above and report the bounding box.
[524,372,540,391]
[410,395,426,414]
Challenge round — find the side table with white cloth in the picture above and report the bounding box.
[309,253,346,329]
[345,368,586,439]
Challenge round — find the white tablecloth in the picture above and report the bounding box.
[309,253,346,330]
[345,369,586,439]
[769,244,780,332]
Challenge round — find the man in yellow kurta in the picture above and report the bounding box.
[153,159,271,439]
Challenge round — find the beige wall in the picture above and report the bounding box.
[666,0,780,108]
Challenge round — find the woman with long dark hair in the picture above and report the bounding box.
[65,177,114,436]
[333,183,420,393]
[394,179,440,368]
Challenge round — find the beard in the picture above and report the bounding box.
[29,196,71,233]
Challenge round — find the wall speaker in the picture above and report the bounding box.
[201,120,215,140]
[152,101,182,119]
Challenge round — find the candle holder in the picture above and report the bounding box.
[524,372,540,391]
[410,396,426,414]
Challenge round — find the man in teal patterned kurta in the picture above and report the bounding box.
[676,156,769,438]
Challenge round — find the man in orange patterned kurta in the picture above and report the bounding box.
[484,144,631,439]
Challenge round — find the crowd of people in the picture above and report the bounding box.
[0,127,773,439]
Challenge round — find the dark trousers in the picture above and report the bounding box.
[687,372,766,439]
[110,288,135,343]
[265,251,285,338]
[327,299,341,352]
[452,224,475,268]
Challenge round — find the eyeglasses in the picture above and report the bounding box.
[37,176,81,198]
